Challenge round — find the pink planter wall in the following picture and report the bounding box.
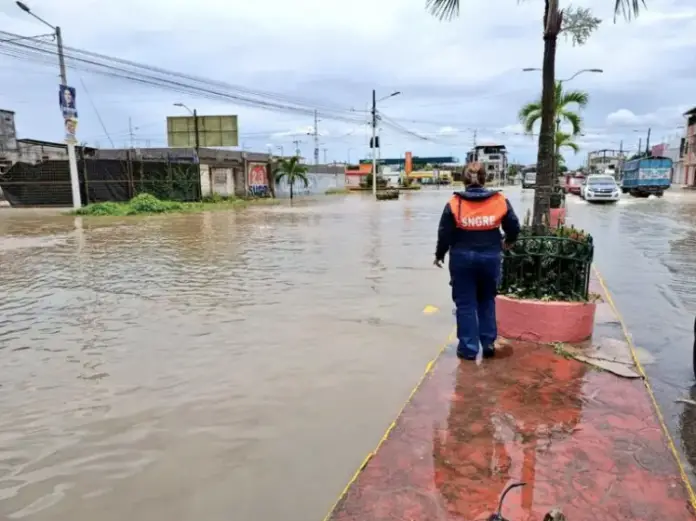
[496,295,596,343]
[549,207,566,228]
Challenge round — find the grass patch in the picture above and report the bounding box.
[399,184,422,190]
[325,187,351,195]
[71,193,276,217]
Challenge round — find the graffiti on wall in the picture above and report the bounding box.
[275,173,346,196]
[247,163,269,197]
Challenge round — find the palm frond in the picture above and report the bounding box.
[518,102,541,133]
[559,110,582,135]
[564,141,580,153]
[559,89,589,108]
[555,131,580,153]
[295,172,310,187]
[426,0,460,21]
[614,0,645,21]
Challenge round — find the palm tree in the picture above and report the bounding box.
[426,0,642,228]
[555,131,579,166]
[274,156,309,201]
[518,81,589,136]
[520,86,587,178]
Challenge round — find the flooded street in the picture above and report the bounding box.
[1,188,696,519]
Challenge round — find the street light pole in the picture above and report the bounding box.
[173,103,201,199]
[371,89,377,196]
[370,90,401,197]
[16,2,81,209]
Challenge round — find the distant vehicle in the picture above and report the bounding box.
[521,167,536,189]
[602,164,617,177]
[564,173,584,195]
[620,156,672,197]
[581,175,620,203]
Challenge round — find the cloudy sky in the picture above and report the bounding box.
[0,0,694,166]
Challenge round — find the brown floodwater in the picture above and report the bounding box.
[0,194,455,521]
[3,187,696,520]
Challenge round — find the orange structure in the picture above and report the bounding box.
[405,151,413,175]
[325,274,694,521]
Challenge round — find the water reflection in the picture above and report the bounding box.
[328,343,693,521]
[432,345,585,520]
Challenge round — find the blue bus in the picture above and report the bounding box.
[620,156,672,197]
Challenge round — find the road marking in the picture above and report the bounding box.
[321,328,456,521]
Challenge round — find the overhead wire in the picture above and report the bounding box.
[0,31,369,125]
[0,30,356,114]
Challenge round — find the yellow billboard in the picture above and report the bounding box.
[166,115,238,148]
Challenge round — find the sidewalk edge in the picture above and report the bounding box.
[594,266,696,510]
[320,328,456,521]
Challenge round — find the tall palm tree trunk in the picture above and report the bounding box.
[290,180,294,201]
[532,0,563,229]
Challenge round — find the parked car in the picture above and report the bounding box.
[522,170,536,189]
[564,174,584,195]
[581,175,620,203]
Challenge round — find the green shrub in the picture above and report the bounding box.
[500,212,594,302]
[128,193,183,213]
[325,187,350,195]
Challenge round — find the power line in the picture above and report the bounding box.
[0,31,368,125]
[79,77,114,147]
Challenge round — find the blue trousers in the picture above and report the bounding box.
[449,249,501,359]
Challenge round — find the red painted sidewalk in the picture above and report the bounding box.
[325,277,695,521]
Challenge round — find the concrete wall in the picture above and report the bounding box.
[275,172,346,196]
[653,138,687,186]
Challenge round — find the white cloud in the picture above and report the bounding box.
[437,126,459,135]
[0,0,694,167]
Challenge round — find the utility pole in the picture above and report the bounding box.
[313,110,319,166]
[473,129,477,148]
[323,148,328,164]
[645,127,652,155]
[129,117,135,148]
[193,109,200,156]
[56,27,82,209]
[371,89,377,196]
[293,140,301,157]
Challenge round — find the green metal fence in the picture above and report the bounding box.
[500,229,594,301]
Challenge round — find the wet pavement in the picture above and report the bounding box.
[1,187,696,520]
[328,322,693,521]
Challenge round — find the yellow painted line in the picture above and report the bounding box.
[594,266,696,510]
[321,328,456,521]
[422,304,439,314]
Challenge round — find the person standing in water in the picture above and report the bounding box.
[434,162,520,360]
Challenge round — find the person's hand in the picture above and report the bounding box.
[434,258,443,268]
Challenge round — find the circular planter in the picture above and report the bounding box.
[496,295,596,343]
[549,207,566,228]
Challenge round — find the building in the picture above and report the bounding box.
[0,109,17,153]
[587,149,626,176]
[466,144,507,180]
[683,107,696,186]
[344,162,372,188]
[94,147,275,198]
[651,139,686,186]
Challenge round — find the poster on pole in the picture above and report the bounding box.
[58,85,78,144]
